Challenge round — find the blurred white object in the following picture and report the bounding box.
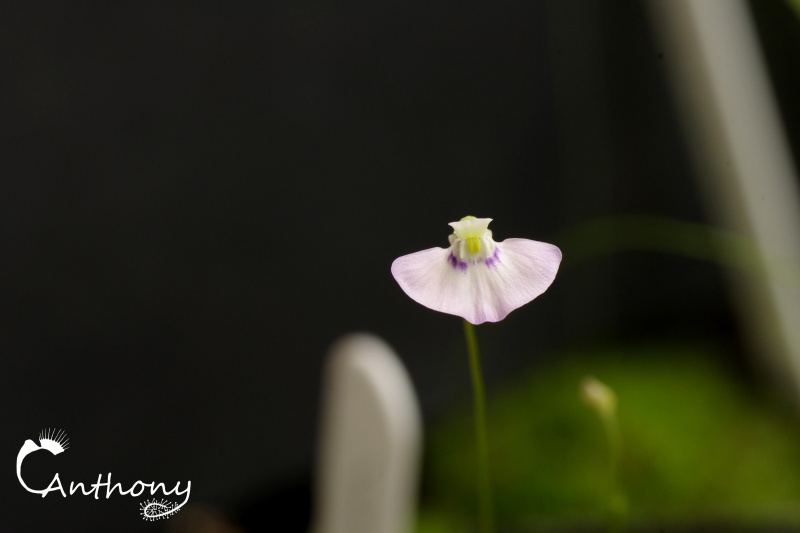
[649,0,800,402]
[311,333,422,533]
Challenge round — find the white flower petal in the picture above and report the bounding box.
[391,238,561,324]
[480,238,562,322]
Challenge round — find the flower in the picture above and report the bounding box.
[391,216,562,324]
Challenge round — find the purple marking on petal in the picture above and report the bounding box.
[448,252,468,272]
[484,248,500,268]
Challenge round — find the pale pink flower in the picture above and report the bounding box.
[391,217,562,325]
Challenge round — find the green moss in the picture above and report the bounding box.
[419,339,800,531]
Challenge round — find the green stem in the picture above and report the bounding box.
[602,413,626,533]
[463,319,494,533]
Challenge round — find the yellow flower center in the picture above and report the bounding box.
[467,236,480,254]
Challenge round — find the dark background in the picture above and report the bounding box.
[1,1,797,531]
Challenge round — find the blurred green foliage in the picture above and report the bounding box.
[417,339,800,532]
[557,215,800,288]
[788,0,800,20]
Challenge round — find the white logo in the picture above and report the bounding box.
[16,428,191,521]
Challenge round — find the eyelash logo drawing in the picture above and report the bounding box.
[16,428,191,521]
[140,498,181,521]
[38,427,70,454]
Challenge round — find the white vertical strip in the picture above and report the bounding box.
[648,0,800,401]
[312,333,422,533]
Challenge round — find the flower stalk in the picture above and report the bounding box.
[464,320,494,533]
[581,376,627,533]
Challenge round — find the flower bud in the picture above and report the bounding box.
[580,375,617,418]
